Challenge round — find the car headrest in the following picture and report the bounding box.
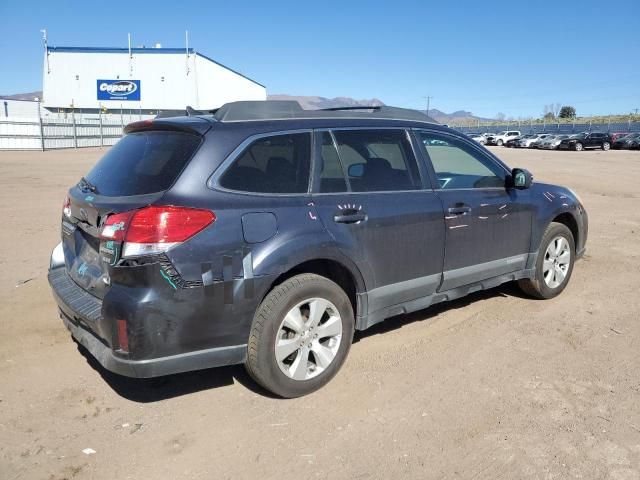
[364,157,392,173]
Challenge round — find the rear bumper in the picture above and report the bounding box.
[48,265,251,378]
[59,309,246,377]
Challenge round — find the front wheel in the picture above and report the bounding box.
[245,274,354,398]
[518,222,575,299]
[497,139,504,146]
[602,141,610,151]
[574,142,583,151]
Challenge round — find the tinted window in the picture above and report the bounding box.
[85,131,201,196]
[332,129,420,192]
[220,132,311,193]
[318,132,348,193]
[418,132,505,189]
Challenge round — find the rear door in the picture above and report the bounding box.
[415,129,533,291]
[311,129,445,315]
[588,133,603,147]
[62,129,203,299]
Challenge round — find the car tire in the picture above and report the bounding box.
[602,142,610,151]
[245,273,354,398]
[518,222,575,300]
[497,139,504,146]
[574,142,583,151]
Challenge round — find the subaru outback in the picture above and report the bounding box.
[48,101,588,397]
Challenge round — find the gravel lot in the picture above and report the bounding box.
[1,146,639,480]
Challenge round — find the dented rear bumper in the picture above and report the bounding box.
[48,251,275,377]
[58,309,246,378]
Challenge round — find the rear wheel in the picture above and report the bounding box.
[245,274,354,398]
[602,141,610,151]
[574,142,583,151]
[518,222,575,299]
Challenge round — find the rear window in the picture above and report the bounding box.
[84,131,201,196]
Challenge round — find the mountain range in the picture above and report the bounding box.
[267,95,488,123]
[0,91,42,101]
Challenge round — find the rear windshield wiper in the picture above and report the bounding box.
[79,177,98,193]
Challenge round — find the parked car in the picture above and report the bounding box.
[48,101,588,397]
[493,130,521,146]
[470,132,496,145]
[503,137,520,148]
[530,134,555,149]
[517,133,548,148]
[469,133,486,143]
[611,132,632,144]
[538,135,570,150]
[612,132,640,150]
[557,132,612,151]
[484,134,499,146]
[516,134,539,148]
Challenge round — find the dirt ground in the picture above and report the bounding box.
[1,145,639,480]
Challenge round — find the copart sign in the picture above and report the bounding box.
[97,80,141,101]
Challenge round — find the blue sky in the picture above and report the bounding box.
[1,0,638,118]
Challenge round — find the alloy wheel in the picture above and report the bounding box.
[274,298,343,381]
[543,236,571,289]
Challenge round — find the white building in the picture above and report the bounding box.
[42,46,266,114]
[0,98,45,118]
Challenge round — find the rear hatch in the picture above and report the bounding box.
[61,119,209,300]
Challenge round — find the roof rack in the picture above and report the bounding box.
[211,101,437,123]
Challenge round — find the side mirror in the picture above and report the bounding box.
[348,163,365,178]
[508,168,533,189]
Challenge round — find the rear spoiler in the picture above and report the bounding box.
[124,117,212,136]
[155,106,219,119]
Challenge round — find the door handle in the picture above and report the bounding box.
[334,212,368,224]
[447,206,471,215]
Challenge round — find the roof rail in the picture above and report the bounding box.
[212,101,437,123]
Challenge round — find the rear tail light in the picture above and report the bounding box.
[100,205,215,258]
[100,211,133,242]
[62,195,71,218]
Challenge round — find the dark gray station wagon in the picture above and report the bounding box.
[49,101,588,397]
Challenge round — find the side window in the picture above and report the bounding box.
[417,132,506,189]
[219,132,311,193]
[318,132,348,193]
[332,129,420,192]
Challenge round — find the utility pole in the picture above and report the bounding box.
[423,96,433,116]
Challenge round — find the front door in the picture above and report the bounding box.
[311,129,445,316]
[415,130,533,291]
